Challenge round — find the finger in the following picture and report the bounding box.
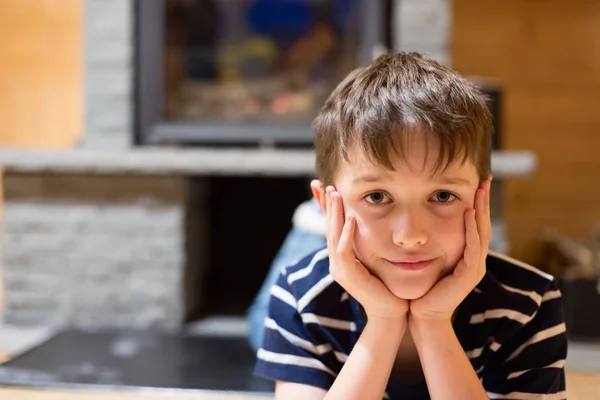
[483,181,492,276]
[475,187,488,250]
[338,214,356,259]
[329,191,344,249]
[457,208,480,279]
[337,190,346,222]
[482,180,492,276]
[483,179,492,247]
[487,178,492,219]
[310,179,322,192]
[487,179,492,236]
[337,215,364,288]
[325,187,333,248]
[485,177,492,215]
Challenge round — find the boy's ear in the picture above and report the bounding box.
[310,179,327,213]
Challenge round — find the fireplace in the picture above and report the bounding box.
[135,0,389,146]
[0,1,515,334]
[133,0,391,328]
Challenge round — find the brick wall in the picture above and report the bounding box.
[82,0,133,149]
[2,174,188,328]
[393,0,452,64]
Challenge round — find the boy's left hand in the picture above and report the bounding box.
[409,177,492,322]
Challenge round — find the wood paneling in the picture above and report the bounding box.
[0,1,83,148]
[452,0,600,263]
[0,1,83,317]
[0,168,3,317]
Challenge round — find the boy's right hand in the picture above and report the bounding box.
[326,186,409,322]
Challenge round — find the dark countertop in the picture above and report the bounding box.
[0,329,274,395]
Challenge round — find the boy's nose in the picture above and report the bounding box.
[392,213,428,247]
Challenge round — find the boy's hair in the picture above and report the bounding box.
[312,52,493,185]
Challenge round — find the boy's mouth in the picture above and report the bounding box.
[386,257,436,271]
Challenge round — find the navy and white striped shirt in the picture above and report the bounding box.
[254,248,567,399]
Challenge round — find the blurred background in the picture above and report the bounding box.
[0,0,598,398]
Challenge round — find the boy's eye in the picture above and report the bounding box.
[365,192,389,204]
[431,190,457,204]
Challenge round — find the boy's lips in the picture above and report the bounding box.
[386,256,437,271]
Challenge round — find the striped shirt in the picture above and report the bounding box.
[254,248,568,399]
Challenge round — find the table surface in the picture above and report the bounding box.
[1,373,598,400]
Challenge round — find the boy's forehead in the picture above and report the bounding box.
[339,146,478,186]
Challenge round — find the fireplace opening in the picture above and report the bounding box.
[183,175,315,324]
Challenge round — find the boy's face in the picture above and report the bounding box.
[319,132,481,300]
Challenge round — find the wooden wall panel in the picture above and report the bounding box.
[0,1,83,317]
[452,0,600,263]
[0,1,83,148]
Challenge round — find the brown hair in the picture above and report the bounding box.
[312,52,493,185]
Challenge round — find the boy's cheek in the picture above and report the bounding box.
[348,210,380,238]
[349,212,369,240]
[434,215,467,250]
[349,215,378,255]
[448,228,468,264]
[448,217,467,242]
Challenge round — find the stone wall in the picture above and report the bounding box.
[2,174,188,328]
[393,0,452,64]
[82,0,133,149]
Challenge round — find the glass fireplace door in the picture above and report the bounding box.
[137,0,385,146]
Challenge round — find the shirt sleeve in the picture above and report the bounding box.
[253,268,337,390]
[483,279,568,399]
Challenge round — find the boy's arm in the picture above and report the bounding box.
[410,318,488,400]
[324,318,406,400]
[413,282,567,400]
[274,318,406,400]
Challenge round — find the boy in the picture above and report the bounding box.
[254,52,567,399]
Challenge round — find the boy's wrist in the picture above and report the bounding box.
[366,314,408,335]
[408,316,454,343]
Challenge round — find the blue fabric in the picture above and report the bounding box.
[247,227,326,351]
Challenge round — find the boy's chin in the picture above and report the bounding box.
[387,282,434,300]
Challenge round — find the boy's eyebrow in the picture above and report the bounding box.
[352,174,386,184]
[352,174,474,186]
[434,176,474,186]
